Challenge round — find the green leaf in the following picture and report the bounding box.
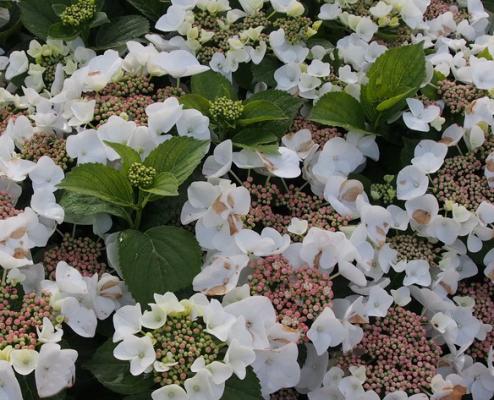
[232,127,278,152]
[119,226,202,303]
[179,94,211,115]
[238,100,287,127]
[361,43,426,122]
[89,11,110,28]
[376,87,417,112]
[223,368,261,400]
[126,0,164,21]
[58,163,135,208]
[191,70,236,101]
[85,339,155,395]
[309,92,369,133]
[104,141,141,174]
[251,55,281,87]
[51,3,66,16]
[245,90,302,137]
[144,137,208,185]
[47,21,79,40]
[59,191,131,224]
[141,172,179,197]
[94,15,149,50]
[19,0,72,40]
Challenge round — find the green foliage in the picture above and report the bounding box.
[309,91,368,133]
[19,0,72,40]
[118,226,202,303]
[94,15,149,50]
[58,163,135,208]
[144,137,209,185]
[191,70,237,100]
[361,43,426,128]
[125,0,164,21]
[238,100,287,126]
[85,340,155,395]
[222,369,262,400]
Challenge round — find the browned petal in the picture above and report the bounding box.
[341,186,363,202]
[10,227,27,240]
[412,209,431,225]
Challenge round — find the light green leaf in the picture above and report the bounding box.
[141,172,179,197]
[179,94,211,115]
[144,137,208,185]
[232,127,278,153]
[51,3,66,16]
[47,21,79,40]
[191,70,236,100]
[104,141,141,174]
[222,369,261,400]
[85,339,155,395]
[238,100,287,127]
[361,43,426,122]
[94,15,149,50]
[58,163,134,208]
[59,191,131,224]
[309,92,369,133]
[119,226,202,303]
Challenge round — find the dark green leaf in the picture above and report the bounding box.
[191,70,236,100]
[119,226,202,303]
[232,127,278,152]
[144,137,208,185]
[246,90,302,137]
[47,21,79,40]
[126,0,164,21]
[238,100,287,126]
[85,339,155,395]
[89,12,110,28]
[179,94,211,115]
[19,0,71,39]
[309,92,369,133]
[59,191,131,223]
[223,368,261,400]
[251,55,280,87]
[104,141,141,174]
[141,172,179,197]
[94,15,149,50]
[58,163,134,207]
[51,3,66,16]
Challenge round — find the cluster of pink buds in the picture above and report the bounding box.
[43,233,107,278]
[0,284,58,351]
[337,306,442,396]
[0,192,21,220]
[291,117,341,147]
[458,279,494,361]
[244,178,350,241]
[249,255,333,338]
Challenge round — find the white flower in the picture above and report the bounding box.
[274,63,301,91]
[30,188,64,224]
[202,299,236,341]
[152,384,188,400]
[36,317,63,343]
[113,335,156,376]
[155,5,187,32]
[403,260,432,286]
[257,147,301,178]
[203,140,233,178]
[403,98,441,132]
[35,343,78,398]
[146,97,184,135]
[5,51,28,80]
[471,57,494,90]
[282,129,318,160]
[307,307,345,355]
[364,286,393,317]
[411,140,448,174]
[428,216,461,245]
[184,369,223,400]
[235,228,290,256]
[176,109,210,140]
[224,339,256,379]
[0,361,22,400]
[390,287,411,306]
[271,0,304,17]
[66,129,108,164]
[324,176,366,219]
[113,304,143,342]
[396,165,428,200]
[253,343,301,397]
[297,343,329,393]
[151,50,209,78]
[287,217,308,236]
[29,156,64,193]
[67,99,95,127]
[10,348,38,375]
